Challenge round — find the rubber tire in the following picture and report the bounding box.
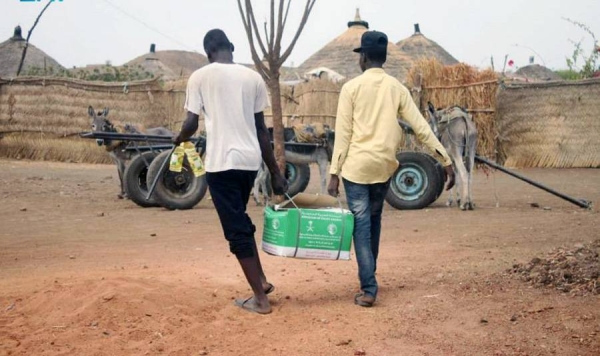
[385,152,443,210]
[123,151,161,208]
[262,162,311,197]
[146,150,208,210]
[284,162,311,197]
[422,153,446,200]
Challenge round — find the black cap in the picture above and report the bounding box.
[353,31,388,53]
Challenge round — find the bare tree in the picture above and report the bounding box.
[16,0,54,77]
[237,0,317,173]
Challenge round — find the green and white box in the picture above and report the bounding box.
[262,193,354,260]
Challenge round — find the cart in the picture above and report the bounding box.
[79,131,312,209]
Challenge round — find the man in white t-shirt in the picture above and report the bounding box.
[173,29,287,314]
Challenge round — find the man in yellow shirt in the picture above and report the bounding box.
[328,30,455,307]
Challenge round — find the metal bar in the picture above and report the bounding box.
[80,131,176,142]
[279,141,324,147]
[146,147,176,201]
[124,145,173,152]
[475,155,592,210]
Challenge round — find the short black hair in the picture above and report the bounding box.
[364,48,387,64]
[203,29,232,55]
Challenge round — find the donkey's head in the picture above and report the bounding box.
[88,106,114,146]
[426,101,441,139]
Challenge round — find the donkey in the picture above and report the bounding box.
[427,102,478,210]
[252,161,270,205]
[252,126,334,204]
[88,106,172,199]
[284,130,333,194]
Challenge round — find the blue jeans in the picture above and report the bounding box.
[343,178,390,298]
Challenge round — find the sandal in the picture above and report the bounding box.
[234,296,272,314]
[354,293,375,307]
[264,283,275,295]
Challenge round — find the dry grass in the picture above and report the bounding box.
[407,59,499,158]
[0,134,111,163]
[272,79,342,128]
[496,78,600,168]
[0,77,187,163]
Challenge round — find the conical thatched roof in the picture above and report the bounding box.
[0,26,64,78]
[125,44,208,79]
[514,64,563,82]
[292,9,413,81]
[396,24,458,66]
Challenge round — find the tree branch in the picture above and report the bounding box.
[245,0,270,59]
[17,0,53,76]
[264,21,271,50]
[274,0,287,59]
[237,0,270,78]
[279,0,316,65]
[269,0,275,53]
[280,0,292,39]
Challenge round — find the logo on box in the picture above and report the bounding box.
[327,224,338,235]
[272,219,280,230]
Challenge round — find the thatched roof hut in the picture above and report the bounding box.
[396,24,458,65]
[292,9,413,81]
[0,26,64,78]
[125,44,208,80]
[514,64,563,82]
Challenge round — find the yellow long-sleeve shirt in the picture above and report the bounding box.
[329,68,452,184]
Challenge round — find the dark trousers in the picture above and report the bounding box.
[206,170,258,259]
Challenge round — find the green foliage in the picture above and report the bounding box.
[554,69,581,80]
[22,64,155,82]
[563,18,599,79]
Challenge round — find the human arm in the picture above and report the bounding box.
[173,111,199,144]
[327,86,353,197]
[397,88,455,190]
[174,73,202,144]
[255,112,287,195]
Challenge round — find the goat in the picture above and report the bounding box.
[88,106,172,199]
[426,102,478,210]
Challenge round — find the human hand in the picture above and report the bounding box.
[271,172,288,196]
[172,133,183,145]
[328,175,340,197]
[444,165,455,191]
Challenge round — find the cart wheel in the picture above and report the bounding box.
[261,162,311,197]
[284,162,311,196]
[146,150,208,210]
[385,152,442,210]
[422,153,446,200]
[123,151,161,208]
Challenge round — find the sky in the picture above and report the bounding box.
[3,0,599,72]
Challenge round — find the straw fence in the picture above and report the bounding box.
[0,77,342,163]
[3,70,598,168]
[496,78,600,168]
[0,77,185,163]
[407,59,499,158]
[273,79,341,128]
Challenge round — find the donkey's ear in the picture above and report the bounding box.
[427,101,435,113]
[88,106,95,117]
[103,107,109,116]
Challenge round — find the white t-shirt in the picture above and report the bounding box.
[184,63,270,172]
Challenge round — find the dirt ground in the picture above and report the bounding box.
[0,159,599,356]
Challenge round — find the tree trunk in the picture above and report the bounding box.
[267,77,286,174]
